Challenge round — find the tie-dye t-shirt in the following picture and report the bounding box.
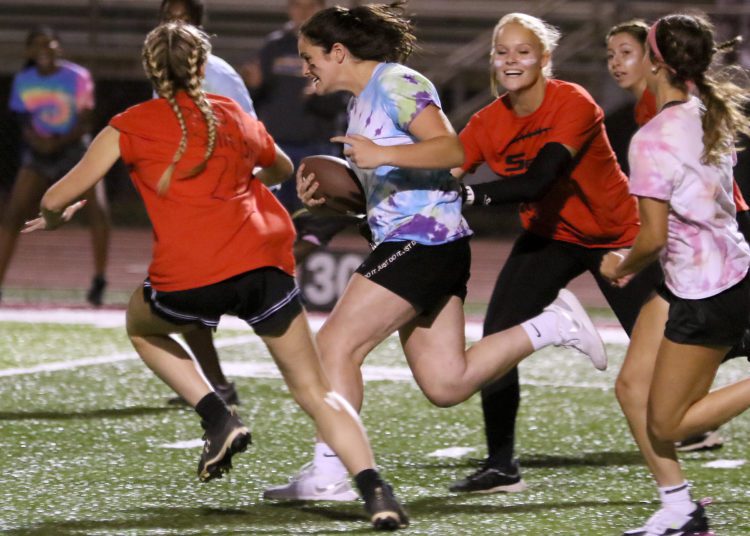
[346,63,471,246]
[629,97,750,299]
[9,60,94,137]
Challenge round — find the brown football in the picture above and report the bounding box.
[300,155,366,216]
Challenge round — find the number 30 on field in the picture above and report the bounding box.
[299,250,365,311]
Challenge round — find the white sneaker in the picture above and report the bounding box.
[674,429,724,452]
[622,501,710,535]
[263,462,359,501]
[544,289,607,371]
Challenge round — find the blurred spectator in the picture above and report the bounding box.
[159,0,256,118]
[242,0,352,261]
[156,0,251,407]
[0,26,109,306]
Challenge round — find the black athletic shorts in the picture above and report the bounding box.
[22,141,87,184]
[657,272,750,346]
[355,236,471,314]
[143,267,303,337]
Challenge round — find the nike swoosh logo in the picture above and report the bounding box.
[530,323,541,337]
[314,482,348,494]
[323,453,339,457]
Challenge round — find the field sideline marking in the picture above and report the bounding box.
[0,307,629,342]
[1,307,626,389]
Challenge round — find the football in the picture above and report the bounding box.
[300,155,366,216]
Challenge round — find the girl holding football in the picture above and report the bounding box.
[267,1,606,503]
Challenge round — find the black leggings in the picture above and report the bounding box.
[480,231,661,466]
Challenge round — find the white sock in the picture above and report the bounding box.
[313,441,348,476]
[521,310,559,350]
[659,481,695,515]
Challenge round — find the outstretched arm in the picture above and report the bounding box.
[24,126,120,231]
[460,142,573,205]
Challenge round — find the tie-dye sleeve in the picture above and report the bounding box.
[381,68,440,132]
[628,132,678,202]
[8,72,26,113]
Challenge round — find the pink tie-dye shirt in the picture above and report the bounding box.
[629,97,750,299]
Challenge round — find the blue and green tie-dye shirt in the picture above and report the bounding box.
[346,63,472,246]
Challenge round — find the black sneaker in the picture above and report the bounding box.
[168,382,240,407]
[675,430,723,452]
[361,482,409,530]
[449,459,528,494]
[197,411,251,482]
[86,275,107,307]
[623,501,712,535]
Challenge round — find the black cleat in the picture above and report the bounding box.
[86,275,107,307]
[197,411,251,482]
[362,483,409,531]
[449,458,528,494]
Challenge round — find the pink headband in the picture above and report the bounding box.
[647,20,676,74]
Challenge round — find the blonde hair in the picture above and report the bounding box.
[490,13,561,96]
[142,22,217,194]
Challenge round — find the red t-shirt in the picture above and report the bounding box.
[110,92,295,291]
[634,88,657,128]
[636,88,748,212]
[461,79,638,247]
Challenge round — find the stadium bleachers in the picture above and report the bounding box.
[0,0,748,122]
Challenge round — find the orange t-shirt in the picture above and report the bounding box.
[636,88,748,212]
[461,79,638,247]
[110,92,295,292]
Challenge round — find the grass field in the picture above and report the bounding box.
[0,308,748,535]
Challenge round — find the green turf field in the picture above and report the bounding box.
[0,311,748,535]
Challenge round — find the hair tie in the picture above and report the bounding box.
[647,20,677,75]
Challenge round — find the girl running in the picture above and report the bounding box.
[448,12,661,494]
[24,21,406,531]
[600,14,750,535]
[264,1,605,502]
[606,18,750,453]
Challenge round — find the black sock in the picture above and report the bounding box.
[195,392,230,429]
[354,468,384,496]
[481,370,520,469]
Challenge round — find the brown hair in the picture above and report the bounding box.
[606,19,649,46]
[650,14,750,165]
[299,1,417,63]
[142,22,217,194]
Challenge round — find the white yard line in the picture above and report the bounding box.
[0,307,626,389]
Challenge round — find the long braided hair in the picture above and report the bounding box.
[142,22,217,194]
